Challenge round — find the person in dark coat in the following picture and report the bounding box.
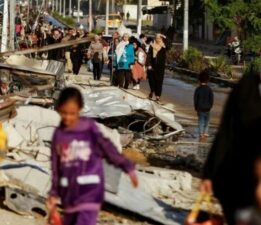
[147,33,166,102]
[70,44,83,75]
[201,59,261,225]
[47,29,63,61]
[194,70,214,140]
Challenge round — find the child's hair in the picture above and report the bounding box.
[198,69,210,83]
[56,87,84,109]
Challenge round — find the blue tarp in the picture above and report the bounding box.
[44,15,67,28]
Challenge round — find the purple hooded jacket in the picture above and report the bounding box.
[50,117,135,213]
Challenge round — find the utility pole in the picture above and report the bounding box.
[56,0,58,11]
[111,0,115,13]
[9,0,15,51]
[59,0,62,14]
[183,0,189,51]
[27,0,30,22]
[137,0,142,35]
[89,0,92,32]
[1,0,8,52]
[63,0,66,17]
[69,0,72,16]
[77,0,80,23]
[105,0,109,35]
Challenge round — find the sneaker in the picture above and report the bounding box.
[133,85,137,90]
[136,84,140,90]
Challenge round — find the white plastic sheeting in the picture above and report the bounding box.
[80,86,183,133]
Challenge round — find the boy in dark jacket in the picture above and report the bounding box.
[194,70,214,140]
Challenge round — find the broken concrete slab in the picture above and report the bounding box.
[0,56,65,98]
[0,208,44,225]
[105,173,187,225]
[0,102,188,224]
[5,55,64,78]
[62,83,183,140]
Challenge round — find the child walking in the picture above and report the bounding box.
[47,87,138,225]
[194,70,214,140]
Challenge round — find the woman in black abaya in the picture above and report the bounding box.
[201,60,261,225]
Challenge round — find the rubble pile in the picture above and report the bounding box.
[0,54,218,224]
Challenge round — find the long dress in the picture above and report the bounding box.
[203,69,261,225]
[146,46,166,97]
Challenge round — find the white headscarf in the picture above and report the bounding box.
[115,34,129,63]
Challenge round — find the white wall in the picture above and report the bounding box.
[122,5,148,20]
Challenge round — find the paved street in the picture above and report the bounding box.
[140,74,229,126]
[100,67,229,126]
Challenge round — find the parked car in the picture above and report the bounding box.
[96,14,122,29]
[73,10,83,18]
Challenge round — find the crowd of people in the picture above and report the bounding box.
[14,11,168,101]
[89,31,167,102]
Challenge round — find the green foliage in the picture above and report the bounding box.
[207,56,232,78]
[204,0,261,36]
[52,11,75,27]
[208,56,226,72]
[167,46,233,77]
[166,47,183,64]
[183,47,204,72]
[92,27,104,35]
[243,35,261,53]
[245,57,261,74]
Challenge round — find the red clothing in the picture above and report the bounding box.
[15,24,22,34]
[131,47,147,81]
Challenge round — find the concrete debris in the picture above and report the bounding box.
[0,208,45,225]
[0,99,17,121]
[0,55,64,99]
[62,84,184,141]
[0,66,198,225]
[0,101,189,225]
[105,173,187,225]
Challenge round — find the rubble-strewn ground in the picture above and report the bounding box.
[0,68,227,224]
[0,209,154,225]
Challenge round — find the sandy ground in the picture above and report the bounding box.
[0,209,45,225]
[0,208,153,225]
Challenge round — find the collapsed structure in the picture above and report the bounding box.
[0,52,200,225]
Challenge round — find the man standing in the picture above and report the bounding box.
[47,29,63,61]
[126,11,130,22]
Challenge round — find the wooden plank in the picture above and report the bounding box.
[0,37,91,57]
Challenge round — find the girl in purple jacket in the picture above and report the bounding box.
[47,87,138,225]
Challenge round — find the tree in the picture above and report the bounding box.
[205,0,261,51]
